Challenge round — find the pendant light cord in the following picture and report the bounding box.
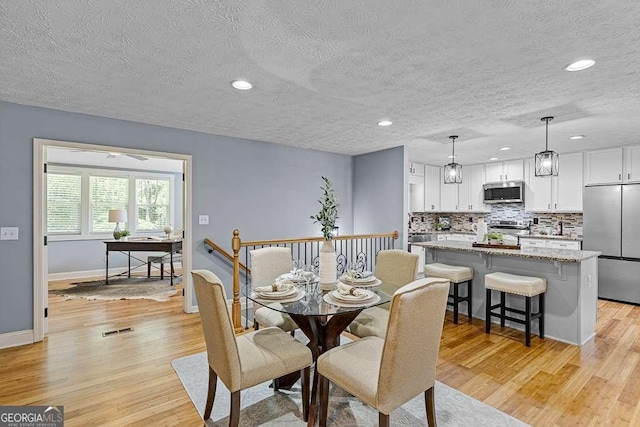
[541,116,553,151]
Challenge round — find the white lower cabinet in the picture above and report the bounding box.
[520,238,581,250]
[520,239,547,248]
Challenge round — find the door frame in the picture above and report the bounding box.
[33,138,194,342]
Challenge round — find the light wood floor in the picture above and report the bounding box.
[1,278,640,426]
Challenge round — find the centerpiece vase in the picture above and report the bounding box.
[319,240,337,290]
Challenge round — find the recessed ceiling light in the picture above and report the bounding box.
[499,146,511,151]
[447,155,455,159]
[489,157,499,161]
[564,59,595,72]
[377,120,393,127]
[231,80,252,90]
[570,135,586,140]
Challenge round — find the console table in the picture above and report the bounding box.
[104,240,183,285]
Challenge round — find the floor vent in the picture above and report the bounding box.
[102,327,134,337]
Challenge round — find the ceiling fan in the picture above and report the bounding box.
[71,149,148,161]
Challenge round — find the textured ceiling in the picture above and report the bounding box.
[2,1,640,165]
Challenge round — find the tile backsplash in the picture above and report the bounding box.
[410,204,583,236]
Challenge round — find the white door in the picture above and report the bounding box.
[526,158,552,212]
[440,173,459,211]
[424,165,441,211]
[554,152,583,211]
[624,145,640,183]
[584,148,623,185]
[468,164,486,211]
[503,159,524,181]
[485,162,503,182]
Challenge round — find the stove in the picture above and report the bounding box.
[488,220,531,236]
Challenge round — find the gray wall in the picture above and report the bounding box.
[353,146,407,247]
[0,101,354,334]
[47,171,184,274]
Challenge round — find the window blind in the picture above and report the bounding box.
[89,175,129,233]
[136,178,170,231]
[47,173,82,234]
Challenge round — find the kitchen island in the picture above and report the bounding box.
[413,240,601,346]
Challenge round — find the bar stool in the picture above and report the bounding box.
[484,272,546,347]
[424,262,473,324]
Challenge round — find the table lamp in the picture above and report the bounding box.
[108,209,127,240]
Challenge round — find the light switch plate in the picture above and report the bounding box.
[199,215,209,225]
[0,227,19,240]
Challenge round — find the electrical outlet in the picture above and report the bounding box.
[533,218,539,225]
[0,227,19,240]
[199,215,209,225]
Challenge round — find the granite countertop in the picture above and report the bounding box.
[413,240,600,262]
[408,231,582,241]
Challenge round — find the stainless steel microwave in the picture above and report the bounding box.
[483,181,525,203]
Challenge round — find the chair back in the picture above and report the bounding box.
[374,249,419,295]
[376,278,450,414]
[191,270,242,391]
[250,247,292,287]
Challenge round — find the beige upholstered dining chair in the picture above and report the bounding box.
[191,270,313,425]
[348,249,420,338]
[317,277,450,427]
[250,247,298,332]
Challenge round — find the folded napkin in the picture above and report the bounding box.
[353,271,373,279]
[337,282,367,298]
[254,280,294,293]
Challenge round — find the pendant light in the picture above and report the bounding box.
[444,135,463,184]
[535,116,559,177]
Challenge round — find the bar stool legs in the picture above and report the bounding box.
[449,280,472,324]
[485,289,545,347]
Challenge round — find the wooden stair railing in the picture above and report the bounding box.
[230,229,398,333]
[204,238,250,274]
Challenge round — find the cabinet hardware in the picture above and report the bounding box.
[500,174,502,181]
[548,203,551,209]
[619,173,622,181]
[629,173,631,180]
[555,203,557,209]
[505,174,508,180]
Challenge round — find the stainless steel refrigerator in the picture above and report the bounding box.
[583,184,640,304]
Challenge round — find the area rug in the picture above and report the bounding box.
[51,277,179,302]
[171,350,528,426]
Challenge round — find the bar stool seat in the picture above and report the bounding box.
[485,272,546,347]
[424,263,472,283]
[425,263,473,324]
[485,272,546,297]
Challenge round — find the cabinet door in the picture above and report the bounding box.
[468,164,486,211]
[554,152,583,211]
[624,146,640,183]
[485,162,503,182]
[410,162,425,177]
[520,239,547,248]
[423,165,441,211]
[503,159,524,181]
[457,174,471,211]
[584,148,623,185]
[408,181,425,212]
[440,174,459,211]
[409,245,425,273]
[525,158,552,211]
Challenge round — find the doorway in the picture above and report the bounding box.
[33,138,194,341]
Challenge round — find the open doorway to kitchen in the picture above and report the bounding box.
[33,138,193,342]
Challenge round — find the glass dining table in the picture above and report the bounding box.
[244,283,391,425]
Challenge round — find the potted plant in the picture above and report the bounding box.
[483,231,504,245]
[114,230,131,241]
[310,177,339,289]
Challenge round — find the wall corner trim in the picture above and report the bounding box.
[0,329,34,350]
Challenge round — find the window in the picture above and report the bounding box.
[46,166,175,239]
[47,172,82,234]
[90,175,129,234]
[136,178,170,231]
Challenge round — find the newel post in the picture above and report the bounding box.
[232,229,243,333]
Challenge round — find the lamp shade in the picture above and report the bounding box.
[108,209,127,223]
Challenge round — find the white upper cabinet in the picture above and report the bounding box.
[624,146,640,183]
[439,164,486,212]
[439,175,459,211]
[554,152,583,211]
[525,153,583,212]
[485,160,524,182]
[409,162,425,177]
[584,148,623,185]
[485,162,503,183]
[423,165,441,211]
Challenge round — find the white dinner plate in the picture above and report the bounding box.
[323,292,381,308]
[337,279,382,288]
[331,289,374,302]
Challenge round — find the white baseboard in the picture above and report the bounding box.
[48,267,139,281]
[189,299,253,315]
[0,329,34,349]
